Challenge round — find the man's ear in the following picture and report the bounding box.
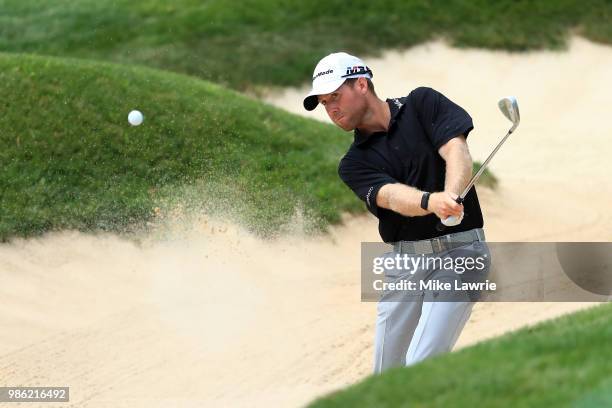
[358,77,369,94]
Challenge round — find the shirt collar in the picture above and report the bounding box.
[353,98,405,146]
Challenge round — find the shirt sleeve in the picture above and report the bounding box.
[411,87,474,150]
[338,155,398,217]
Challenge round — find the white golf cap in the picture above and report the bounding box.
[303,52,373,111]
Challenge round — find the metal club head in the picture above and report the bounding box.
[498,96,520,131]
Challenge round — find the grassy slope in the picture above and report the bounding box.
[0,52,496,240]
[1,0,611,91]
[309,303,612,408]
[0,52,360,240]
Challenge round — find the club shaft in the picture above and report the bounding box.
[458,127,514,200]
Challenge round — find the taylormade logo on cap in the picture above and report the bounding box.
[303,52,373,111]
[313,69,334,80]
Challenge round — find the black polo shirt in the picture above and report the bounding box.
[338,87,484,243]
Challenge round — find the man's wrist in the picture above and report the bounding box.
[420,192,431,211]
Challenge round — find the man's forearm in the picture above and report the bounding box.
[444,143,473,196]
[377,183,430,217]
[376,137,473,216]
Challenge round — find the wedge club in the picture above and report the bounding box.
[437,96,521,231]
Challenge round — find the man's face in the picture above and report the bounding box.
[317,79,367,131]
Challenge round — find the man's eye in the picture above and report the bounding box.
[321,100,327,106]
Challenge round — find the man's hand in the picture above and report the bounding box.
[428,191,464,220]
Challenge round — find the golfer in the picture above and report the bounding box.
[303,52,492,373]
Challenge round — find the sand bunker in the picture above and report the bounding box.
[0,215,598,408]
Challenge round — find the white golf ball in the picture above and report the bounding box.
[128,110,144,126]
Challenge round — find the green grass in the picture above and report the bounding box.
[0,52,364,240]
[474,163,497,189]
[0,52,498,240]
[308,303,612,408]
[0,0,611,92]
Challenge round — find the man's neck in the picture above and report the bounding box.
[356,98,391,135]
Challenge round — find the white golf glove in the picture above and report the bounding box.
[441,211,464,227]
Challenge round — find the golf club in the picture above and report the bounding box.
[437,96,521,231]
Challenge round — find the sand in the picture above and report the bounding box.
[1,36,611,407]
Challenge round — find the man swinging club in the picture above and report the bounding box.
[303,52,492,373]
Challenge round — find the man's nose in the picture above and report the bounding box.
[326,104,339,116]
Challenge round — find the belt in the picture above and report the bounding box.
[393,228,485,255]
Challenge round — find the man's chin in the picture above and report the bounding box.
[335,120,354,131]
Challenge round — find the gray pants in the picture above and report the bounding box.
[373,234,491,373]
